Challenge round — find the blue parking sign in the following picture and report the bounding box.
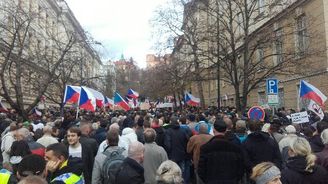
[266,79,278,95]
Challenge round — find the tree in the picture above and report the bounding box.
[0,1,79,119]
[203,0,326,112]
[151,0,211,107]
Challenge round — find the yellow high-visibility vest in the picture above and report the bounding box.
[0,169,12,184]
[51,173,83,184]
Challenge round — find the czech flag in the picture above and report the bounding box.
[85,87,105,108]
[79,87,96,111]
[63,85,81,104]
[104,96,114,107]
[300,80,327,106]
[114,92,130,111]
[0,100,8,112]
[127,88,139,99]
[184,92,200,106]
[32,108,42,116]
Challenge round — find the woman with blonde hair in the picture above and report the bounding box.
[156,160,184,184]
[250,162,281,184]
[281,137,328,183]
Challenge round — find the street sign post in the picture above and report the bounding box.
[266,78,279,105]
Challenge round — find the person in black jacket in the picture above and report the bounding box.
[116,141,145,184]
[242,121,282,173]
[281,137,328,184]
[164,116,191,183]
[198,118,245,184]
[151,118,165,148]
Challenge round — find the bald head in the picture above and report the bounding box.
[128,141,145,163]
[223,117,233,130]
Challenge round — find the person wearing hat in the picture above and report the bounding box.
[197,118,245,184]
[250,162,281,184]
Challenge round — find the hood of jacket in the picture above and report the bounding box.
[122,127,135,135]
[286,156,314,174]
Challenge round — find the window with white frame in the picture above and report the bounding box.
[296,15,307,57]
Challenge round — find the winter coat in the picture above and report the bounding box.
[92,146,126,184]
[309,135,324,153]
[164,123,190,163]
[281,156,328,184]
[118,128,137,153]
[187,133,213,169]
[242,131,282,172]
[1,131,15,163]
[198,134,245,184]
[92,128,107,145]
[135,127,145,144]
[143,142,168,184]
[116,157,144,184]
[152,125,165,148]
[316,145,328,171]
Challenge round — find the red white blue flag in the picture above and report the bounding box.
[104,96,114,107]
[114,92,130,111]
[300,80,327,106]
[85,87,105,108]
[63,85,81,104]
[184,92,200,106]
[79,87,96,111]
[127,88,139,99]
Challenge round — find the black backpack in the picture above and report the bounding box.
[101,147,125,184]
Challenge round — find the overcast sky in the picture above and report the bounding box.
[65,0,167,68]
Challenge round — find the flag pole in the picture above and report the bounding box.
[76,87,83,120]
[297,80,302,111]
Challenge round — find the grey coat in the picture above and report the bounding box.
[91,146,126,184]
[143,142,168,184]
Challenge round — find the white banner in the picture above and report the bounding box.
[291,111,309,124]
[308,100,324,120]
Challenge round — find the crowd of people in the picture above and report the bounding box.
[0,106,328,184]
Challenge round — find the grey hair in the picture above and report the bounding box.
[156,160,184,184]
[43,125,53,134]
[128,141,144,159]
[321,128,328,145]
[17,128,30,139]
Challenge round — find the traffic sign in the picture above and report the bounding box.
[268,94,279,105]
[248,106,265,121]
[266,79,278,94]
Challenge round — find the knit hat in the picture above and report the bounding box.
[255,165,281,184]
[285,125,296,134]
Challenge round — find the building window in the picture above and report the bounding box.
[296,15,307,57]
[257,47,265,72]
[258,91,266,105]
[274,28,283,65]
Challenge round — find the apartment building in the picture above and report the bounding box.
[0,0,102,108]
[176,0,328,110]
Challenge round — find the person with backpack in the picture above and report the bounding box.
[92,129,125,184]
